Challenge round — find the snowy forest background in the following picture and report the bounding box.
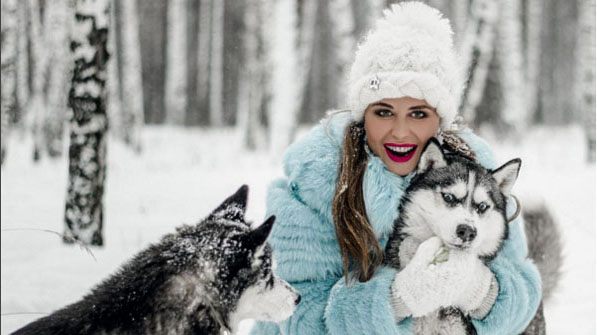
[1,0,595,334]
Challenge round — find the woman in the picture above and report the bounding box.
[251,2,541,334]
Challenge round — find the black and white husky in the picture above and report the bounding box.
[384,139,526,334]
[13,185,300,335]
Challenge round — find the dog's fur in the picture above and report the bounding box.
[384,139,558,335]
[13,185,300,335]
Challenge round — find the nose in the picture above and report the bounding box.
[456,224,477,242]
[391,118,411,139]
[295,294,301,305]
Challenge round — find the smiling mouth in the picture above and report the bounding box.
[384,144,417,163]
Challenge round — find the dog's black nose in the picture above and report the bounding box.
[456,224,477,242]
[295,295,301,305]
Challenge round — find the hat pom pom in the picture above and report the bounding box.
[379,2,454,49]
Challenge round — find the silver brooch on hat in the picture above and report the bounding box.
[369,75,380,90]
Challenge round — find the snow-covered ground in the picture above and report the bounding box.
[1,125,595,334]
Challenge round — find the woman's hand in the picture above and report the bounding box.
[390,237,494,319]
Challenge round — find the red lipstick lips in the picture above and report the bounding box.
[384,143,417,163]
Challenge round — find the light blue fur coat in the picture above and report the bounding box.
[251,114,541,334]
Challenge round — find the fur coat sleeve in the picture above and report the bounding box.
[251,116,541,335]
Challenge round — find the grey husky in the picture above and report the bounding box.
[13,185,300,335]
[384,139,559,335]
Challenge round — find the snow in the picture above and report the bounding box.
[1,124,595,334]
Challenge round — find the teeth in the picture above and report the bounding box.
[387,146,414,153]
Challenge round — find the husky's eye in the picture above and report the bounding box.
[476,202,489,214]
[441,192,456,203]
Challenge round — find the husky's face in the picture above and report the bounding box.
[192,186,300,327]
[401,140,521,258]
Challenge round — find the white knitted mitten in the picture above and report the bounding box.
[390,237,494,319]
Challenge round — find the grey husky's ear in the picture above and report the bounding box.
[208,185,248,222]
[417,138,447,174]
[491,158,521,196]
[244,215,275,250]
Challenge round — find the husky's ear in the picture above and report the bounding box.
[417,138,447,174]
[208,185,248,222]
[244,215,275,251]
[491,158,521,196]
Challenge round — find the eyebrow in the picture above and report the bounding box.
[370,102,393,108]
[369,102,434,110]
[409,105,434,110]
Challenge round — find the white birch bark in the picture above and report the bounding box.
[329,0,356,108]
[268,0,299,159]
[119,0,144,153]
[107,0,122,139]
[43,0,71,157]
[15,0,29,132]
[458,0,499,124]
[496,0,526,132]
[295,0,317,112]
[28,0,48,161]
[209,0,224,126]
[524,0,543,121]
[451,0,469,49]
[1,0,17,165]
[237,0,263,150]
[165,0,188,125]
[577,0,596,162]
[197,0,212,118]
[64,0,111,246]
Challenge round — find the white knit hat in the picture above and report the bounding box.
[348,2,463,129]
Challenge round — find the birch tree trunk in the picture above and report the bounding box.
[237,0,263,150]
[329,0,356,109]
[523,0,543,121]
[496,0,526,133]
[197,0,212,124]
[577,0,596,162]
[209,0,224,127]
[295,0,317,123]
[28,0,48,162]
[451,0,469,49]
[1,0,17,166]
[64,0,111,246]
[107,0,122,140]
[268,0,299,159]
[538,0,579,125]
[43,0,71,158]
[165,0,188,125]
[458,0,499,124]
[119,0,144,152]
[15,0,30,132]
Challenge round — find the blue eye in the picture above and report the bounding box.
[410,110,427,119]
[375,109,393,117]
[476,202,489,214]
[442,193,456,203]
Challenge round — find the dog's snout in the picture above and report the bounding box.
[456,224,477,242]
[294,295,301,305]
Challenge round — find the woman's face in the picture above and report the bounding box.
[364,97,440,176]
